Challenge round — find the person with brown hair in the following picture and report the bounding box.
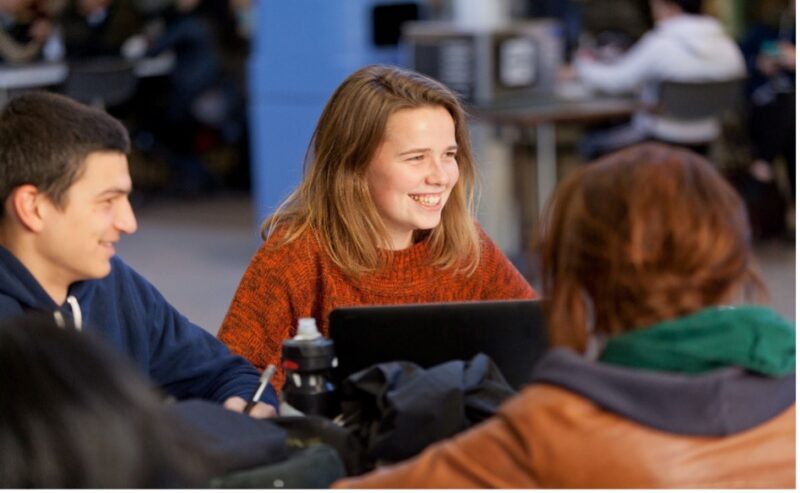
[219,64,536,391]
[0,91,277,417]
[334,142,795,488]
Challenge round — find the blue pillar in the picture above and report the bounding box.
[248,1,419,223]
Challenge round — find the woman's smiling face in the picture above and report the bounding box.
[366,105,459,250]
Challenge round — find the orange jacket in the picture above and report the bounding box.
[335,350,795,488]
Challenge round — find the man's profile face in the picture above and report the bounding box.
[36,151,137,289]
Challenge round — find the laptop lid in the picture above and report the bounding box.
[329,299,548,390]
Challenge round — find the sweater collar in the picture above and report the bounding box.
[382,237,430,265]
[599,306,795,376]
[360,237,434,287]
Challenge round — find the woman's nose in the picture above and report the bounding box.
[426,157,449,185]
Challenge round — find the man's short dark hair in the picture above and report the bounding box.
[669,0,703,15]
[0,92,130,216]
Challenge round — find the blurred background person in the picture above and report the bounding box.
[566,0,745,159]
[61,0,141,58]
[520,0,651,62]
[131,0,244,196]
[334,143,795,488]
[0,0,62,63]
[738,0,795,240]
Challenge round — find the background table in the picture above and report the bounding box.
[0,62,68,106]
[470,94,637,215]
[0,54,175,108]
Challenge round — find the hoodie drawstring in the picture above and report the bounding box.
[53,310,64,328]
[53,295,83,331]
[67,296,82,330]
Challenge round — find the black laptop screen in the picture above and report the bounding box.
[329,299,548,390]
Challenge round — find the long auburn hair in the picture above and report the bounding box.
[261,64,480,277]
[537,143,765,352]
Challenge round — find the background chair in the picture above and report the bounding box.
[652,78,745,156]
[656,78,745,120]
[59,57,137,109]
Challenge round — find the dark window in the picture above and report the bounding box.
[373,3,420,47]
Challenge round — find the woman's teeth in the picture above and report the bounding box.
[410,194,441,206]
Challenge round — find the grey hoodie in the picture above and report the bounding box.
[533,348,794,436]
[575,14,746,142]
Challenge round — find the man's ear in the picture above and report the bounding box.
[9,185,47,233]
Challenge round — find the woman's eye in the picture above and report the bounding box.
[407,155,424,161]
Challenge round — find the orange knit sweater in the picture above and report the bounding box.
[218,225,536,391]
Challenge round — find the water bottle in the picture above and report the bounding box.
[281,317,339,418]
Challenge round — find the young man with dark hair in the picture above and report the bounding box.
[0,91,277,416]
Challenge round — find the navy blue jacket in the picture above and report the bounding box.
[0,247,278,407]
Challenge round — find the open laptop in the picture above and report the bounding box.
[329,299,548,390]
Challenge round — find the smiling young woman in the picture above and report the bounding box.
[218,65,536,391]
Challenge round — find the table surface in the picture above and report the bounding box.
[0,54,175,91]
[465,90,638,253]
[468,92,638,126]
[133,52,175,78]
[0,62,68,90]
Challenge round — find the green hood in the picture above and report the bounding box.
[600,306,795,376]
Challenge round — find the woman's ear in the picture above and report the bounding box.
[9,185,47,233]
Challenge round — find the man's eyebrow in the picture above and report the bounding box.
[96,187,132,197]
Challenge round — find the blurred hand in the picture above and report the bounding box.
[121,34,148,60]
[572,47,596,62]
[756,53,782,76]
[223,396,277,419]
[778,42,796,70]
[558,64,577,81]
